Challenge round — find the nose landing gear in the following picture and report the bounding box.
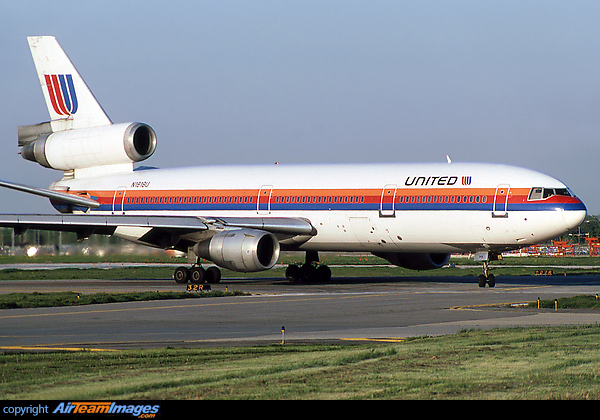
[476,252,498,288]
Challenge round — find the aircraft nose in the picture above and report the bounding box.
[562,199,587,230]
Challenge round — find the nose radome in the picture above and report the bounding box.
[562,205,586,231]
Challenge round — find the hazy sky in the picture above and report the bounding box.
[1,1,599,214]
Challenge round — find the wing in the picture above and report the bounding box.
[0,213,315,251]
[0,179,100,209]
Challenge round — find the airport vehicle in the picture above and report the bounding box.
[0,36,587,287]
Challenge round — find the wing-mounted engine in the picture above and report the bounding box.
[193,229,280,272]
[375,252,450,270]
[18,122,156,173]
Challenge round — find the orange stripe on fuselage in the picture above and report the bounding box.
[77,187,543,206]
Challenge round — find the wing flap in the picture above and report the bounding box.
[207,216,316,236]
[0,214,208,232]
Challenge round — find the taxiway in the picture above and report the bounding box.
[1,275,600,350]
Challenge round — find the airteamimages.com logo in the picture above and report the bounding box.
[3,402,161,418]
[53,402,160,417]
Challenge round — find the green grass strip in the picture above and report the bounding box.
[530,295,600,310]
[2,325,600,399]
[0,290,247,309]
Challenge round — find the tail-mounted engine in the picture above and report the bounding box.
[18,122,156,171]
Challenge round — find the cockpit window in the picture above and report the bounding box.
[554,188,572,197]
[529,188,543,200]
[529,187,572,200]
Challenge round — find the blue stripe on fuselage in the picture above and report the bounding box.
[95,200,586,213]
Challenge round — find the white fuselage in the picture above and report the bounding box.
[53,161,587,255]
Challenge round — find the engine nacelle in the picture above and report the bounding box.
[20,122,156,171]
[193,229,280,272]
[375,252,451,271]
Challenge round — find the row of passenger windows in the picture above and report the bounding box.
[398,195,487,204]
[125,195,489,205]
[274,196,365,203]
[126,196,255,204]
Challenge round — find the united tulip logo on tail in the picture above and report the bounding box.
[44,74,78,116]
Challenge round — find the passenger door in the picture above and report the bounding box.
[492,184,510,218]
[379,184,397,217]
[112,187,127,215]
[257,185,273,214]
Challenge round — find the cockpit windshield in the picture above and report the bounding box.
[528,187,572,200]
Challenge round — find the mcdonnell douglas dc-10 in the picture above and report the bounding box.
[0,36,587,287]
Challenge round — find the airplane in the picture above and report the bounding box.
[0,36,587,288]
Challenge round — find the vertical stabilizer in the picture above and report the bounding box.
[27,36,112,131]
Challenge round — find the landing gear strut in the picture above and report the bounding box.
[173,259,221,285]
[286,251,332,283]
[476,252,498,288]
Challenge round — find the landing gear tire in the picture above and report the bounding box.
[478,274,486,288]
[286,264,302,282]
[190,266,206,284]
[174,264,221,285]
[206,266,222,284]
[287,252,331,283]
[286,263,331,283]
[316,264,332,282]
[174,266,190,284]
[302,263,318,283]
[478,273,496,288]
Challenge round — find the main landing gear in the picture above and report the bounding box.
[285,251,332,283]
[476,252,499,288]
[173,262,221,285]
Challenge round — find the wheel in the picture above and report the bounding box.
[478,274,487,288]
[286,264,301,282]
[301,263,318,282]
[487,273,495,288]
[206,266,221,284]
[316,265,331,282]
[190,266,206,284]
[174,266,190,284]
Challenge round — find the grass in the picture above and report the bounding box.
[0,266,176,281]
[531,295,600,310]
[1,325,600,399]
[0,290,248,309]
[1,255,599,399]
[1,255,600,281]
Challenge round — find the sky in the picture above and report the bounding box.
[0,1,599,214]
